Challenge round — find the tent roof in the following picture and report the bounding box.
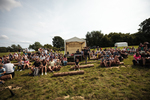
[115,42,128,44]
[65,37,86,42]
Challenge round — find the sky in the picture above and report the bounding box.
[0,0,150,48]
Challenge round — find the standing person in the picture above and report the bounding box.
[84,47,89,64]
[63,55,67,66]
[74,59,80,71]
[3,60,15,78]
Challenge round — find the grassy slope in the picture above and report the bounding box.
[1,46,150,100]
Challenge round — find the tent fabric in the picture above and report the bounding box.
[114,42,128,47]
[64,37,86,54]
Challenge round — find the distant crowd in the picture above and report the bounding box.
[0,42,150,80]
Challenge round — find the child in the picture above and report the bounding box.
[74,59,80,71]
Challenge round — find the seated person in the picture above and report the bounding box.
[0,64,6,77]
[114,55,120,65]
[48,58,56,72]
[9,53,13,61]
[40,59,47,75]
[74,59,80,71]
[3,60,15,78]
[23,58,30,69]
[17,59,24,71]
[55,59,62,71]
[76,49,80,54]
[63,55,67,66]
[109,55,115,65]
[0,57,3,65]
[132,52,141,66]
[141,51,146,66]
[30,58,41,74]
[92,50,96,58]
[100,57,106,66]
[105,56,111,67]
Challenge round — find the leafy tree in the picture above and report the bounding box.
[0,47,7,52]
[86,31,103,47]
[138,17,150,42]
[139,18,150,35]
[52,36,64,48]
[43,44,52,49]
[28,42,43,51]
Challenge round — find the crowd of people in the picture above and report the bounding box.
[0,42,150,80]
[0,48,68,79]
[132,42,150,67]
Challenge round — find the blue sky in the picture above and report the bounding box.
[0,0,150,48]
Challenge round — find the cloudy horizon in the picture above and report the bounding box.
[0,0,150,48]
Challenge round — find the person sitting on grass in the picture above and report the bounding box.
[23,58,30,69]
[100,56,106,67]
[9,53,13,61]
[109,55,114,66]
[114,55,120,65]
[132,52,141,66]
[48,58,55,72]
[55,59,62,71]
[17,59,24,71]
[74,59,80,71]
[40,59,47,75]
[141,51,146,67]
[0,57,3,65]
[0,64,6,77]
[105,56,111,67]
[3,60,15,78]
[63,55,67,66]
[30,58,41,75]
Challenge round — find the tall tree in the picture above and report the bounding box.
[138,17,150,42]
[85,31,103,47]
[28,42,43,51]
[43,44,52,49]
[52,36,64,48]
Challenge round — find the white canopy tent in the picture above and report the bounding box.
[64,37,86,54]
[114,42,128,47]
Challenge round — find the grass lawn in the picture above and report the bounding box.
[1,46,150,100]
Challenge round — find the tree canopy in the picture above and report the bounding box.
[52,36,64,48]
[28,42,43,51]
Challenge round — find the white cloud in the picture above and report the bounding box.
[20,41,32,44]
[0,0,22,11]
[0,35,9,39]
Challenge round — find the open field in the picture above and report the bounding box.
[1,46,150,100]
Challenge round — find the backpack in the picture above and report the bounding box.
[33,68,40,76]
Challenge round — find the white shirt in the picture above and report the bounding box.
[49,60,55,66]
[3,63,14,73]
[40,56,45,60]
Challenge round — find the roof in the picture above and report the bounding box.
[115,42,128,44]
[65,37,86,42]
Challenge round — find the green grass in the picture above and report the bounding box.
[1,47,150,100]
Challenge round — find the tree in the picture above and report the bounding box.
[52,36,64,48]
[28,42,43,51]
[138,17,150,42]
[85,31,103,47]
[139,18,150,35]
[43,44,52,49]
